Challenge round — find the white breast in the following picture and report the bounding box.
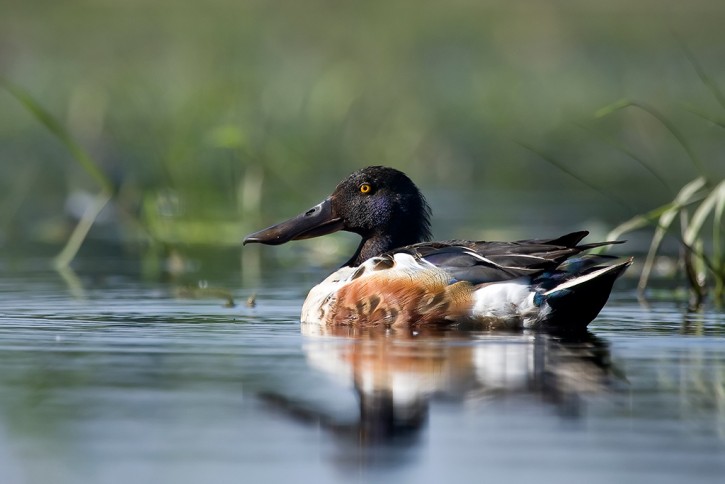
[300,266,353,324]
[300,254,448,325]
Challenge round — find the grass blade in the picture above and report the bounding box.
[681,103,725,130]
[638,178,707,293]
[607,202,679,241]
[53,192,112,269]
[0,78,114,194]
[517,141,632,211]
[683,179,725,246]
[678,39,725,111]
[575,121,673,193]
[595,99,708,179]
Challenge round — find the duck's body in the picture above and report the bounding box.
[301,234,630,330]
[244,166,631,330]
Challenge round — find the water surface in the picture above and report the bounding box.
[0,257,723,484]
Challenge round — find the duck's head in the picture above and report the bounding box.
[243,166,432,266]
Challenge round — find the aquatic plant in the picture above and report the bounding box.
[0,78,114,269]
[606,173,723,307]
[0,80,258,272]
[596,69,725,307]
[523,44,724,308]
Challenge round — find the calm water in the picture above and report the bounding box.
[0,256,724,484]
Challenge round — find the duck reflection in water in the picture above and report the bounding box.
[259,325,619,468]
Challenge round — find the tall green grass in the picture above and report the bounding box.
[596,50,725,307]
[0,79,114,268]
[522,44,724,307]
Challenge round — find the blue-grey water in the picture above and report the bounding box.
[0,256,723,484]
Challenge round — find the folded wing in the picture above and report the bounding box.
[395,231,624,285]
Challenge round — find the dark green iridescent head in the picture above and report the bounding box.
[243,166,432,266]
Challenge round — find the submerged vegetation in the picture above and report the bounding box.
[0,1,724,301]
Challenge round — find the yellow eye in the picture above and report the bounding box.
[360,183,372,194]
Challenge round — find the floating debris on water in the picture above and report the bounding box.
[174,284,236,308]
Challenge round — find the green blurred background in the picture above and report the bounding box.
[1,0,724,275]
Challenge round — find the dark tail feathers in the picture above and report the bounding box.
[539,258,633,331]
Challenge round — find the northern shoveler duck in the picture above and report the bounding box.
[244,166,631,330]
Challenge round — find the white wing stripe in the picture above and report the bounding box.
[543,264,615,295]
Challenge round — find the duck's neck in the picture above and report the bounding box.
[344,236,389,267]
[343,200,433,267]
[344,232,422,267]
